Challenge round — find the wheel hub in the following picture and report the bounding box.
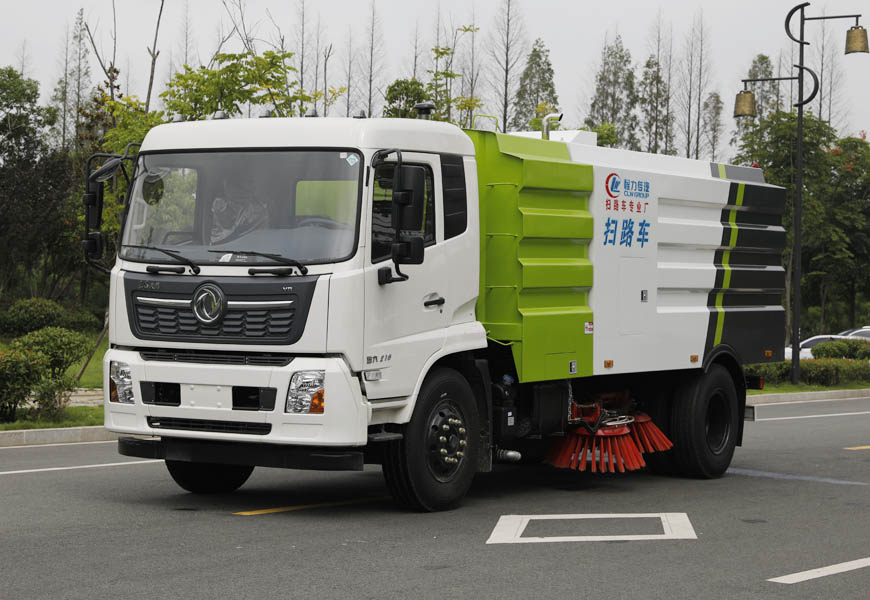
[426,402,468,482]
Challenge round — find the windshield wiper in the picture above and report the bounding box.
[207,249,309,275]
[124,244,201,274]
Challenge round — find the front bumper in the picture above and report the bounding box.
[104,348,370,446]
[119,436,364,470]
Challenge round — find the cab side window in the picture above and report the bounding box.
[371,163,435,263]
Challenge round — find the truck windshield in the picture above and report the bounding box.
[119,150,362,266]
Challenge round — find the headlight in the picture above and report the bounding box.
[286,370,325,414]
[109,361,135,404]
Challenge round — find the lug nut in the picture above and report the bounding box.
[459,440,467,447]
[458,427,466,434]
[440,448,448,455]
[456,451,464,458]
[439,435,447,443]
[441,424,450,432]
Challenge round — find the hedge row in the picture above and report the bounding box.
[745,358,870,387]
[812,339,870,360]
[0,298,102,336]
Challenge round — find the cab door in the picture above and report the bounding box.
[362,153,448,399]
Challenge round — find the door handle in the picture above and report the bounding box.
[424,296,445,307]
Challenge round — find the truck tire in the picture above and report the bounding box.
[382,367,480,512]
[670,365,739,478]
[165,460,254,494]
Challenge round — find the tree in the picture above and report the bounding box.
[488,0,525,132]
[732,54,779,146]
[145,0,166,114]
[701,91,724,161]
[341,27,355,117]
[585,34,638,150]
[457,12,482,128]
[638,56,669,153]
[0,67,56,162]
[510,38,558,131]
[677,11,711,159]
[362,1,384,117]
[383,78,427,118]
[162,50,304,120]
[50,25,72,148]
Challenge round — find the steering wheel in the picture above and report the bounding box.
[296,215,345,229]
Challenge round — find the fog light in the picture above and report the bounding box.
[109,361,135,404]
[286,370,325,414]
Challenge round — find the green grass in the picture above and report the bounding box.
[748,380,870,395]
[70,332,108,389]
[0,406,103,431]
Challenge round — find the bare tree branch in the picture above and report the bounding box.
[145,0,166,113]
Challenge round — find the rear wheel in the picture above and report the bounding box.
[382,368,479,511]
[165,460,254,494]
[670,365,739,478]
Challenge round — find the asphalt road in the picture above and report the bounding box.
[2,397,870,600]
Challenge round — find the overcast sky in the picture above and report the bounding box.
[3,0,868,156]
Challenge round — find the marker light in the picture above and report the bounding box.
[109,361,135,404]
[286,370,325,414]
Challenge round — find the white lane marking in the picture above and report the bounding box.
[0,440,116,450]
[755,411,870,421]
[751,395,870,407]
[0,460,160,476]
[768,557,870,584]
[728,468,869,487]
[486,513,697,544]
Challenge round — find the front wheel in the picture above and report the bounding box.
[670,365,739,478]
[382,368,480,511]
[165,460,254,494]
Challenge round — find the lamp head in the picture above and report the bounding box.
[734,89,757,118]
[845,25,869,54]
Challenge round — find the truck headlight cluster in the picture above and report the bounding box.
[109,361,135,404]
[286,370,325,414]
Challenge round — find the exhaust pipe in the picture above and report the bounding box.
[542,112,562,140]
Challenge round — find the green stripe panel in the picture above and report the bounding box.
[714,183,745,346]
[464,129,594,382]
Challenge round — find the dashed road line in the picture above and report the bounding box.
[0,460,160,476]
[755,411,870,422]
[728,467,869,486]
[768,557,870,584]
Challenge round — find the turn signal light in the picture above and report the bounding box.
[604,360,614,369]
[309,389,325,414]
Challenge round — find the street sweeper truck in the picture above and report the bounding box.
[84,109,785,511]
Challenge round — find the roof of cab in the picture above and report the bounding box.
[140,117,476,156]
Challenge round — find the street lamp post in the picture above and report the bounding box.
[733,2,868,385]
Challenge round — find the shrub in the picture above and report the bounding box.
[11,327,91,379]
[1,298,66,335]
[31,375,77,419]
[63,309,103,332]
[813,339,870,360]
[0,349,44,422]
[744,361,791,385]
[799,359,841,386]
[0,298,104,335]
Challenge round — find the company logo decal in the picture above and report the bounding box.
[605,173,621,198]
[192,283,226,325]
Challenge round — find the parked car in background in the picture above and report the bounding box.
[839,326,870,340]
[784,335,854,360]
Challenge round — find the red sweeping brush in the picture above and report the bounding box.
[629,413,673,453]
[547,423,647,473]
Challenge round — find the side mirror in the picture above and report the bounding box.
[83,176,105,232]
[81,231,105,260]
[391,165,426,232]
[90,157,123,183]
[392,235,424,265]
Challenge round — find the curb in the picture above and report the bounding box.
[747,388,870,405]
[0,426,119,448]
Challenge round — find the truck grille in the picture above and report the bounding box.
[147,416,272,435]
[134,304,294,340]
[139,349,294,367]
